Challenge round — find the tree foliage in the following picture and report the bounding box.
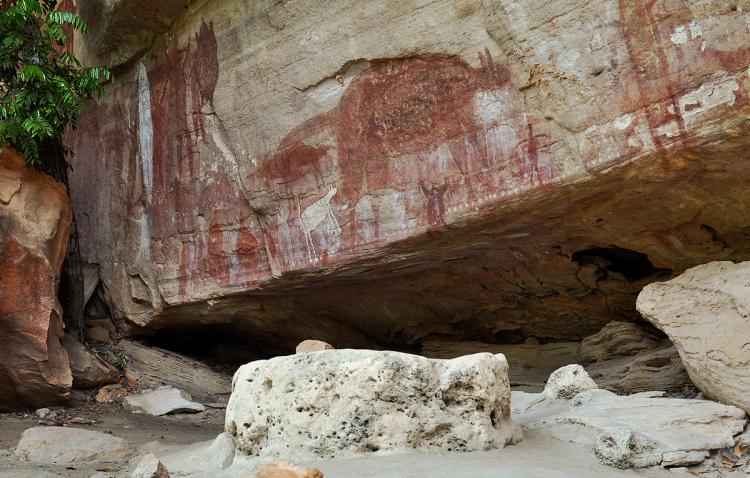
[0,0,111,167]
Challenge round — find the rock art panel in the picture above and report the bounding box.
[67,0,750,350]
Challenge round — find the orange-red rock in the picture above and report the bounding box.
[254,461,323,478]
[0,147,72,410]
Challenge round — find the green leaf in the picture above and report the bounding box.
[0,0,111,168]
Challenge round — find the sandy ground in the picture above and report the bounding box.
[0,402,224,478]
[2,392,748,478]
[0,401,704,478]
[311,431,693,478]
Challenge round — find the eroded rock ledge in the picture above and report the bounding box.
[67,0,750,351]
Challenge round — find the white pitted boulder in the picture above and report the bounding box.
[225,350,522,459]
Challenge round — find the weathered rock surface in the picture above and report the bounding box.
[513,389,747,469]
[226,350,521,459]
[586,345,693,395]
[15,426,129,466]
[637,261,750,413]
[124,386,205,416]
[579,321,692,395]
[132,452,170,478]
[62,334,119,389]
[0,147,72,410]
[119,340,231,400]
[580,321,658,363]
[65,0,750,350]
[543,365,598,399]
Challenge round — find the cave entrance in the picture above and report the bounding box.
[571,245,671,282]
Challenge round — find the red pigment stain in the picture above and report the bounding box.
[251,48,542,266]
[237,220,261,268]
[144,21,266,297]
[616,0,750,156]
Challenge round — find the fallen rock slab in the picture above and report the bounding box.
[637,261,750,413]
[119,340,231,400]
[226,350,521,459]
[124,387,205,416]
[580,321,658,362]
[15,426,129,466]
[585,345,692,395]
[513,389,746,469]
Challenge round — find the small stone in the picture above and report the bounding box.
[295,340,334,354]
[35,408,51,419]
[124,387,205,416]
[15,426,129,466]
[132,452,170,478]
[125,368,141,388]
[96,384,128,403]
[543,364,598,399]
[255,460,324,478]
[69,417,95,425]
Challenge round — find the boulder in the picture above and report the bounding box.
[65,0,750,353]
[580,321,658,363]
[637,261,750,413]
[0,147,72,410]
[226,350,521,459]
[295,340,334,354]
[514,389,747,469]
[124,386,205,416]
[255,461,324,478]
[543,365,598,399]
[15,426,129,466]
[119,340,231,400]
[585,345,692,395]
[132,452,170,478]
[580,321,692,395]
[62,334,119,389]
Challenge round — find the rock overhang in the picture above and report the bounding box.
[65,0,750,352]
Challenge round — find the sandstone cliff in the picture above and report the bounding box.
[67,0,750,351]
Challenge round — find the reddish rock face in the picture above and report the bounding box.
[67,1,750,352]
[0,148,72,409]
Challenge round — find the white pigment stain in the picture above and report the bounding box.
[138,63,154,201]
